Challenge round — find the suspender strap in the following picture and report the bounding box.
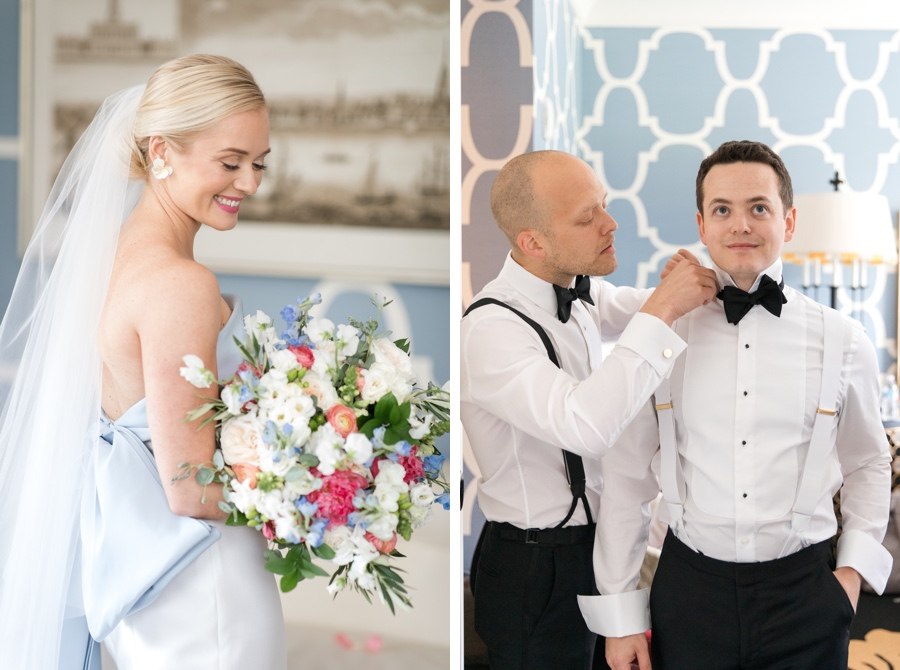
[464,297,593,527]
[655,317,690,543]
[656,306,845,541]
[791,305,843,535]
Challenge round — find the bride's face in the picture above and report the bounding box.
[165,107,270,230]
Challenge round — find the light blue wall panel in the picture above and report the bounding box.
[563,26,900,372]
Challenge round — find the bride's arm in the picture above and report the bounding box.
[138,260,229,520]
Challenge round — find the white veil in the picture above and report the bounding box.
[0,85,145,666]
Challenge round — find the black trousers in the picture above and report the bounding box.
[470,521,611,670]
[650,529,854,670]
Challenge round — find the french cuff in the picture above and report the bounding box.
[836,528,894,594]
[615,312,687,376]
[577,589,650,638]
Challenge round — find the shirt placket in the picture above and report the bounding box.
[733,313,758,562]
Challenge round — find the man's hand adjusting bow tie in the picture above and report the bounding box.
[717,274,787,325]
[553,275,594,323]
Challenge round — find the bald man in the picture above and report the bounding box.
[461,150,718,669]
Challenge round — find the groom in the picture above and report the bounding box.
[461,150,718,669]
[580,140,893,670]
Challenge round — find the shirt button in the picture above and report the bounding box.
[743,391,748,396]
[663,348,673,359]
[742,493,748,498]
[744,344,750,349]
[741,440,747,446]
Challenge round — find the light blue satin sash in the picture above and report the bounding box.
[79,414,220,640]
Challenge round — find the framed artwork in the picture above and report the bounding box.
[19,0,450,285]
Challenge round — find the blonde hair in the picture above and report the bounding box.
[130,54,266,178]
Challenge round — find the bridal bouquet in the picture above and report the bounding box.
[177,293,450,612]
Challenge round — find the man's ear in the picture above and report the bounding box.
[516,229,546,260]
[783,206,797,243]
[696,211,707,246]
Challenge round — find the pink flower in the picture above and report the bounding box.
[327,404,357,438]
[398,447,425,484]
[308,470,367,527]
[356,367,366,394]
[364,635,383,653]
[289,345,315,369]
[370,451,422,484]
[366,531,397,555]
[262,521,276,541]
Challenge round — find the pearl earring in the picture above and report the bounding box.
[151,157,174,180]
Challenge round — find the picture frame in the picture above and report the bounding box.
[18,0,450,286]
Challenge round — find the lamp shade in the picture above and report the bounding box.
[783,192,897,265]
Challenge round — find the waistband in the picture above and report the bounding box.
[662,528,834,580]
[487,520,596,546]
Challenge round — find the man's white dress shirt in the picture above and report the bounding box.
[578,259,893,637]
[461,253,685,529]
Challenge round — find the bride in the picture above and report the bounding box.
[0,54,287,668]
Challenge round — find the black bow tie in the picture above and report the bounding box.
[717,274,787,325]
[553,275,594,323]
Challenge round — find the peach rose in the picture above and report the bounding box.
[365,531,398,555]
[326,404,357,438]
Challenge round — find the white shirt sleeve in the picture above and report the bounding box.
[461,309,685,460]
[833,322,894,592]
[578,400,661,636]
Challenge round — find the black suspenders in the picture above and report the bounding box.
[464,297,593,527]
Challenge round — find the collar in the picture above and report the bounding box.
[710,258,784,293]
[498,252,561,318]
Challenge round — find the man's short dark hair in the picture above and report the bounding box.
[695,140,793,213]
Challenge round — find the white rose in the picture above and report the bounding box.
[371,338,415,379]
[219,414,264,466]
[409,481,435,507]
[343,432,373,466]
[389,378,414,405]
[360,364,394,404]
[324,525,354,559]
[179,354,215,389]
